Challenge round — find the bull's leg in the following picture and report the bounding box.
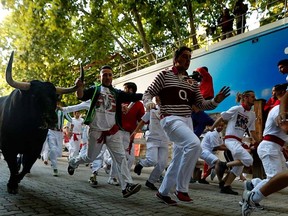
[18,153,38,182]
[16,154,23,172]
[3,152,20,194]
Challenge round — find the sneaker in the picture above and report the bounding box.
[244,180,254,191]
[155,192,177,206]
[145,180,158,191]
[198,178,209,184]
[210,169,216,181]
[89,174,98,187]
[67,165,75,175]
[122,183,141,198]
[104,164,111,174]
[174,191,193,202]
[254,203,264,210]
[107,177,119,186]
[219,180,225,189]
[239,200,264,210]
[134,163,143,176]
[220,186,239,195]
[242,190,256,216]
[53,169,58,177]
[189,178,197,183]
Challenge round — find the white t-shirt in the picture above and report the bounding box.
[263,105,288,142]
[90,86,116,130]
[70,117,84,134]
[142,108,169,142]
[221,105,256,138]
[201,130,223,152]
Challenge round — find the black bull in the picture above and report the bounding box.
[0,52,82,194]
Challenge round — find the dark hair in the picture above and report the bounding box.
[202,66,209,72]
[236,90,254,102]
[100,65,113,71]
[277,59,288,66]
[274,83,288,92]
[173,46,192,66]
[123,82,137,93]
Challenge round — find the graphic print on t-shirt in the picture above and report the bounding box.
[235,113,248,131]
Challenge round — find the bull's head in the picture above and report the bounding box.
[5,51,83,94]
[5,51,84,129]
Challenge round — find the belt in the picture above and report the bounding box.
[160,114,191,119]
[224,135,242,142]
[263,134,285,147]
[73,133,81,135]
[160,114,171,119]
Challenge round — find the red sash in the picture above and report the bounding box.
[263,134,285,147]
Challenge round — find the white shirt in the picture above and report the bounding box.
[201,130,223,152]
[263,105,288,142]
[91,86,116,130]
[63,100,91,113]
[70,117,84,134]
[221,105,256,138]
[142,108,169,142]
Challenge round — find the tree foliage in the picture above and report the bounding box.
[0,0,285,104]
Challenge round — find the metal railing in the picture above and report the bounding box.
[116,0,287,78]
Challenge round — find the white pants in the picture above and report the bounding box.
[200,149,218,168]
[91,145,106,173]
[120,130,135,170]
[69,134,82,159]
[140,138,169,184]
[69,128,133,190]
[42,130,63,169]
[158,116,202,195]
[252,140,287,191]
[225,138,253,176]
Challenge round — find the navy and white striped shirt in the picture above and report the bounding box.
[143,69,218,117]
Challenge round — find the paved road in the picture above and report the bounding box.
[0,157,288,216]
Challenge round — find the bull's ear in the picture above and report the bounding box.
[6,51,31,90]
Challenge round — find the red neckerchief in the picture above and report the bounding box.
[241,103,251,111]
[171,66,179,75]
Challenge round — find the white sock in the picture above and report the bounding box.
[251,190,265,203]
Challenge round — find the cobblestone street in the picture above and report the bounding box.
[1,157,288,216]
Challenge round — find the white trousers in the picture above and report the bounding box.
[140,138,169,183]
[120,130,135,170]
[158,116,202,195]
[225,138,253,176]
[91,145,106,173]
[251,140,287,191]
[70,128,133,190]
[69,134,82,159]
[42,130,63,169]
[200,149,218,167]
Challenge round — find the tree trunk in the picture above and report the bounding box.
[185,0,199,50]
[131,5,155,62]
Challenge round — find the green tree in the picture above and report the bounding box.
[0,0,285,104]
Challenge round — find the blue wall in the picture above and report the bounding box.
[188,25,288,113]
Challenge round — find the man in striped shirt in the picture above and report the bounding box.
[143,46,230,205]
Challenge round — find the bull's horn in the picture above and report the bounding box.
[6,51,31,90]
[55,64,84,94]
